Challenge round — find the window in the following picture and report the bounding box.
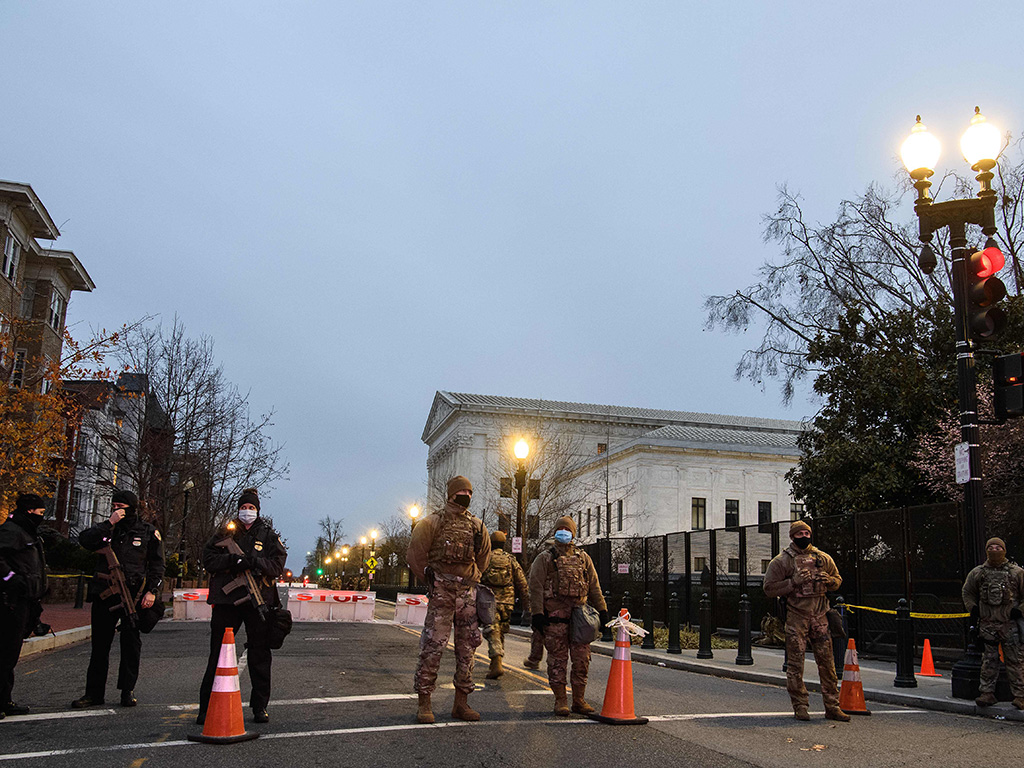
[728,558,740,574]
[20,280,34,318]
[725,499,740,528]
[761,559,772,574]
[597,442,607,454]
[790,502,805,521]
[758,501,772,526]
[49,290,66,331]
[586,509,591,537]
[2,231,21,282]
[617,499,623,532]
[606,503,611,534]
[70,490,82,526]
[11,349,26,388]
[76,436,90,465]
[691,497,706,531]
[693,556,707,572]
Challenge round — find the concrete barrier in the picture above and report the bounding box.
[20,626,91,658]
[173,589,213,620]
[394,593,430,626]
[286,589,375,621]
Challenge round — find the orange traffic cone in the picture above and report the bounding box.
[918,638,941,677]
[588,609,648,725]
[837,638,871,716]
[187,628,260,744]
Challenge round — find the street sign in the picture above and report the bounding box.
[617,563,629,574]
[954,442,970,484]
[511,536,523,554]
[365,557,380,570]
[388,553,398,567]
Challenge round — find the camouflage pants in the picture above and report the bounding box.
[544,613,590,688]
[482,604,513,659]
[413,580,482,695]
[527,628,545,664]
[979,621,1024,697]
[785,612,839,709]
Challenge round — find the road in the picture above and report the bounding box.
[1,620,1020,767]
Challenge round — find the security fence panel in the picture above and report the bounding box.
[666,532,687,622]
[689,530,711,626]
[645,535,666,623]
[985,495,1024,559]
[745,524,775,631]
[607,537,645,615]
[906,502,965,660]
[854,508,906,656]
[715,528,741,630]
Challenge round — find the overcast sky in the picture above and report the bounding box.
[3,2,1022,569]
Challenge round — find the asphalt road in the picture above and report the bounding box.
[1,620,1021,768]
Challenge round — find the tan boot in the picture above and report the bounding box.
[793,705,810,721]
[523,657,541,670]
[552,684,570,716]
[824,707,850,722]
[416,693,434,724]
[571,684,596,715]
[485,656,504,679]
[451,689,480,721]
[975,692,997,707]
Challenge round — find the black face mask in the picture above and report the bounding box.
[792,537,811,550]
[12,511,43,535]
[453,494,471,509]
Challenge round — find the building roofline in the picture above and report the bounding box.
[39,249,95,292]
[0,180,61,240]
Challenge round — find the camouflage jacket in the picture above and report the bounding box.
[963,560,1024,626]
[479,548,528,606]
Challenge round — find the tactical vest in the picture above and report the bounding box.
[786,550,828,597]
[481,550,514,588]
[550,547,588,599]
[428,509,479,565]
[980,564,1017,607]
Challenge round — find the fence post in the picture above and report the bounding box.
[621,590,632,617]
[601,590,613,642]
[832,595,848,677]
[736,593,753,665]
[894,598,918,688]
[667,592,682,654]
[642,592,655,649]
[697,592,713,659]
[74,572,86,609]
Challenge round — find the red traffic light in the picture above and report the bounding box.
[971,246,1005,278]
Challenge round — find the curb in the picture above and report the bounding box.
[506,627,1023,722]
[20,626,91,658]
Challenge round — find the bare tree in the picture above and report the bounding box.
[317,515,345,554]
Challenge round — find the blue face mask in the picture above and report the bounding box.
[554,530,573,544]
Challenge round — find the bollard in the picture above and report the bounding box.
[601,591,613,642]
[621,591,632,614]
[667,592,682,654]
[893,598,918,688]
[831,595,848,676]
[736,593,754,665]
[697,592,713,659]
[74,572,86,609]
[642,592,656,649]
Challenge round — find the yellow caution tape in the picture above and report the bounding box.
[843,604,970,619]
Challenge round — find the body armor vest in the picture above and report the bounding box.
[791,551,827,597]
[481,550,514,588]
[551,548,588,599]
[980,564,1016,607]
[428,509,478,565]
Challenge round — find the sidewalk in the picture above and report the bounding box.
[508,626,1024,722]
[20,603,92,658]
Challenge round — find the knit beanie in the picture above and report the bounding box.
[790,519,812,538]
[555,515,577,536]
[112,490,139,513]
[986,537,1007,566]
[237,487,260,511]
[14,493,47,515]
[447,476,473,497]
[490,530,507,547]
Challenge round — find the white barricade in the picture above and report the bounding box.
[173,589,213,621]
[286,589,375,622]
[394,593,430,626]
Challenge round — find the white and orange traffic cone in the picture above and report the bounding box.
[837,638,871,716]
[188,628,260,744]
[588,609,648,725]
[918,638,941,677]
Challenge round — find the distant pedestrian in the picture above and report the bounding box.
[0,493,49,718]
[962,537,1024,709]
[479,530,528,679]
[763,520,849,721]
[197,488,286,725]
[72,490,164,709]
[406,476,491,724]
[528,516,607,716]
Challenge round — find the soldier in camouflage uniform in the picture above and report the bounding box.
[479,531,528,679]
[763,520,849,722]
[406,476,491,724]
[962,537,1024,709]
[529,516,607,716]
[523,537,554,670]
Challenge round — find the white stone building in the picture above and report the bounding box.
[422,391,805,542]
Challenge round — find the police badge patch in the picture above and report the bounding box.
[255,541,264,551]
[154,529,161,541]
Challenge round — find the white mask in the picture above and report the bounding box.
[238,509,258,526]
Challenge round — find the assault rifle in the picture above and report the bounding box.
[96,545,138,629]
[217,536,268,620]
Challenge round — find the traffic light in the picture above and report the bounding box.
[316,568,324,575]
[994,353,1024,420]
[967,246,1007,340]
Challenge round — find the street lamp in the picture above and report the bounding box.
[175,479,195,588]
[341,546,349,583]
[408,505,421,587]
[369,530,379,584]
[513,439,530,569]
[900,107,1004,699]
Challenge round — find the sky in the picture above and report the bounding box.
[2,2,1022,569]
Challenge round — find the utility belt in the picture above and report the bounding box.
[545,616,570,625]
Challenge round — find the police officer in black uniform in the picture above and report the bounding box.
[72,490,164,708]
[197,488,286,725]
[0,493,49,718]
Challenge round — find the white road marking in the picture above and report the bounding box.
[0,710,117,724]
[166,689,548,711]
[647,709,927,722]
[237,648,248,675]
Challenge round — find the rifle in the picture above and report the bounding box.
[217,537,268,620]
[96,545,139,629]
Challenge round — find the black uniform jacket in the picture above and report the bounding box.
[0,516,48,602]
[79,515,165,604]
[202,517,286,606]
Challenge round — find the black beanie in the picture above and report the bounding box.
[112,490,139,512]
[238,488,260,511]
[14,493,47,514]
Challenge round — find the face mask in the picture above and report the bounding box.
[554,530,573,544]
[453,494,471,509]
[238,509,258,526]
[792,537,811,550]
[987,550,1007,566]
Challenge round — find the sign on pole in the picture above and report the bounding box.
[511,536,523,554]
[617,563,629,574]
[954,442,970,484]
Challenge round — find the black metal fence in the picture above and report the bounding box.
[582,495,1024,662]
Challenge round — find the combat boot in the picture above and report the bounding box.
[552,684,570,716]
[793,705,810,721]
[825,707,850,722]
[416,693,434,724]
[975,692,997,707]
[486,656,504,679]
[1013,698,1024,710]
[523,657,541,670]
[451,689,480,721]
[570,684,595,715]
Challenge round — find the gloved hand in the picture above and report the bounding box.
[791,569,808,587]
[1011,607,1022,621]
[531,613,547,632]
[424,566,436,588]
[5,574,29,599]
[232,556,248,573]
[598,610,609,627]
[970,605,980,624]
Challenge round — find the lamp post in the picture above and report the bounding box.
[899,107,1004,698]
[513,439,530,569]
[369,530,378,584]
[359,536,368,587]
[408,505,421,588]
[175,479,195,588]
[341,546,349,583]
